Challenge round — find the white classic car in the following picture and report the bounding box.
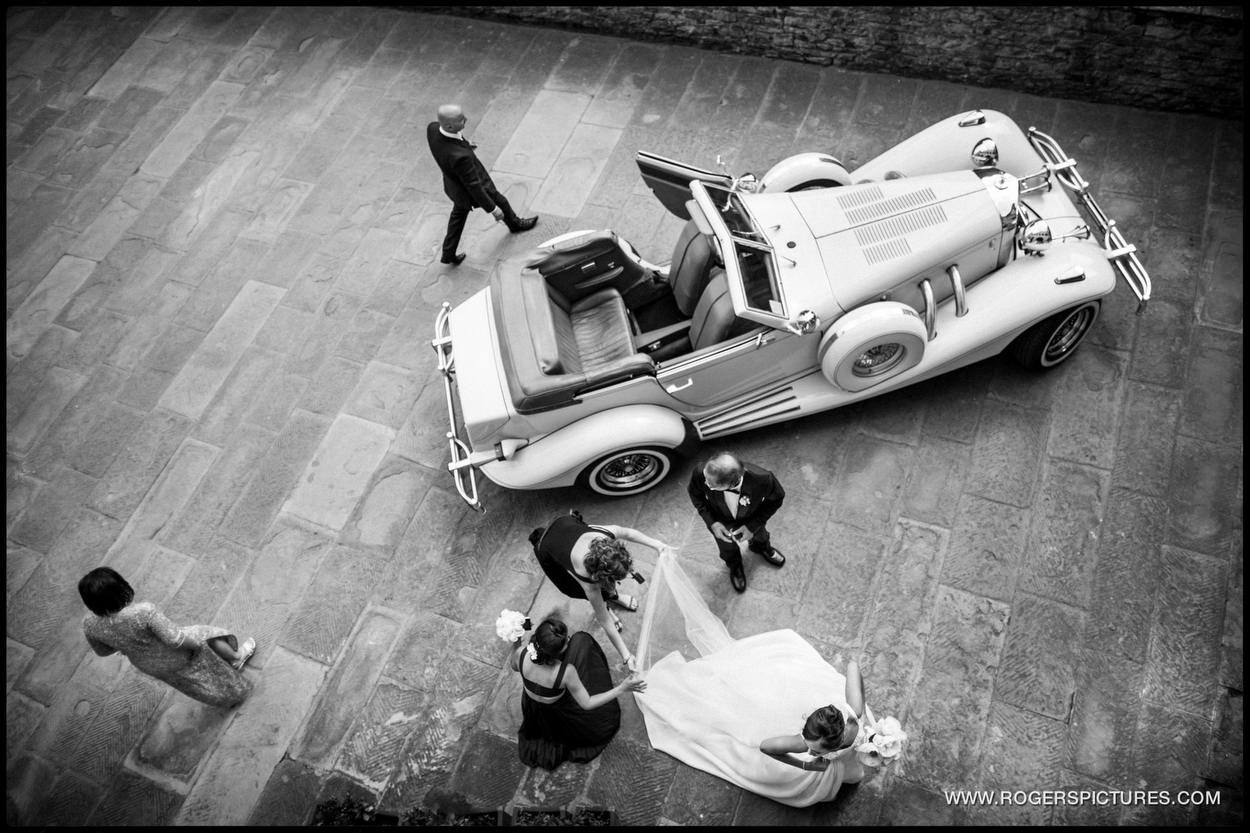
[432,109,1151,510]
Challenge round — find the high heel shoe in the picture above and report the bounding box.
[233,637,256,671]
[606,592,638,612]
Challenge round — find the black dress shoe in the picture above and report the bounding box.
[729,563,747,593]
[756,545,786,568]
[440,253,466,265]
[509,216,538,233]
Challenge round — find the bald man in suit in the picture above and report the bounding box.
[688,452,786,593]
[426,103,537,265]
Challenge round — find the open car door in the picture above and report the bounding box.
[636,151,732,220]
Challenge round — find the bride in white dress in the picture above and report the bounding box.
[631,550,903,807]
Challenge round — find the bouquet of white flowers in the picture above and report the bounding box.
[856,715,908,768]
[495,609,531,643]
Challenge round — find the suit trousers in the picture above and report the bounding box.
[442,189,520,259]
[713,524,771,569]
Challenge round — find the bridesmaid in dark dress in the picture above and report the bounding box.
[511,617,646,769]
[530,513,674,672]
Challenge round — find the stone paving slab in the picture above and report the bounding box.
[6,254,95,361]
[282,412,395,532]
[5,6,1243,828]
[175,647,327,826]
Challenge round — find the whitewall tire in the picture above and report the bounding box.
[578,446,675,497]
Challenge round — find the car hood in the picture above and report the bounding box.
[787,171,1003,314]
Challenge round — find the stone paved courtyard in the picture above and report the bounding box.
[6,6,1243,826]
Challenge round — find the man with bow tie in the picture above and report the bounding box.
[426,103,538,266]
[688,452,786,593]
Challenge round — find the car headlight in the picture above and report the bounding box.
[971,138,999,168]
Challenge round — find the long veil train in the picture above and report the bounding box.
[633,546,733,671]
[629,548,858,807]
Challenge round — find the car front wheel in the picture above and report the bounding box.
[1009,300,1101,370]
[579,446,674,497]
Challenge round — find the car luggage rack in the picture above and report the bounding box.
[1027,127,1152,313]
[433,302,485,512]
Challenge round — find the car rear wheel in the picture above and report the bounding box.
[579,446,674,497]
[1009,301,1101,370]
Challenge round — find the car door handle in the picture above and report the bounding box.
[665,378,693,393]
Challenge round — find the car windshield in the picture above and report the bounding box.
[705,184,785,317]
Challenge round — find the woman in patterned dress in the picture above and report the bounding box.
[78,567,256,708]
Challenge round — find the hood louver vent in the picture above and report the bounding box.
[835,186,885,210]
[854,205,950,245]
[839,187,938,224]
[851,201,950,265]
[862,238,913,265]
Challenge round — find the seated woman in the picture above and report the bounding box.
[511,617,646,770]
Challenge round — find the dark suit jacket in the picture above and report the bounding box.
[688,461,785,535]
[426,122,498,212]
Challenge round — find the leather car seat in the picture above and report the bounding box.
[688,270,753,350]
[549,286,639,373]
[668,220,717,316]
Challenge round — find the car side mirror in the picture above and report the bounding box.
[787,310,820,335]
[734,172,759,193]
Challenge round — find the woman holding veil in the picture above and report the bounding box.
[529,511,675,672]
[631,548,906,807]
[497,611,645,770]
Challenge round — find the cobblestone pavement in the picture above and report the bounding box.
[6,6,1243,826]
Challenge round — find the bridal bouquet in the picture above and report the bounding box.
[495,609,532,643]
[856,716,908,768]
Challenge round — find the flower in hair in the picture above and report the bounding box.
[526,642,539,662]
[495,609,531,643]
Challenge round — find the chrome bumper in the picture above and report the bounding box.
[432,302,484,513]
[1027,127,1153,314]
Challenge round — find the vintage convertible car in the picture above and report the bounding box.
[432,109,1151,510]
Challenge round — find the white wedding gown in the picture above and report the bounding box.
[631,551,869,807]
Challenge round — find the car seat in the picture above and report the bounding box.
[494,268,655,413]
[688,271,754,350]
[668,220,718,316]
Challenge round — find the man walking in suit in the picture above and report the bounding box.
[426,103,537,265]
[688,452,786,593]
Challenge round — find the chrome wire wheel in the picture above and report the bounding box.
[582,447,674,496]
[1009,300,1101,371]
[1041,304,1098,366]
[853,342,907,377]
